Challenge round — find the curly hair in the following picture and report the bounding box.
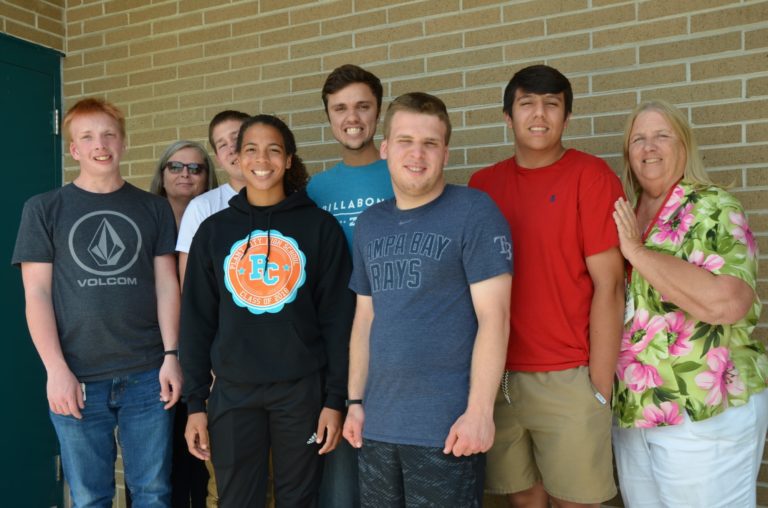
[236,115,309,194]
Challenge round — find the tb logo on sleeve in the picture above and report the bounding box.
[494,235,513,261]
[224,230,306,314]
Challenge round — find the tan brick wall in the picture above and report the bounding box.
[0,0,64,52]
[3,1,768,506]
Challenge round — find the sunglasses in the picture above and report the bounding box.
[164,161,207,175]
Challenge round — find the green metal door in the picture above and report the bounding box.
[0,33,63,506]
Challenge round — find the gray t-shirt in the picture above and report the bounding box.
[350,184,513,447]
[12,182,177,381]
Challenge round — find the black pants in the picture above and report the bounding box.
[171,402,209,507]
[209,372,324,508]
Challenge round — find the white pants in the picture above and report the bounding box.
[613,389,768,508]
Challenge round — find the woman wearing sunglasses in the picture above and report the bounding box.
[151,140,219,228]
[148,139,218,508]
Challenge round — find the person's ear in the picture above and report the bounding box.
[503,112,513,130]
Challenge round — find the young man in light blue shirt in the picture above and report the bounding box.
[307,64,394,508]
[308,64,394,249]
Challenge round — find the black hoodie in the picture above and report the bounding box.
[180,188,354,413]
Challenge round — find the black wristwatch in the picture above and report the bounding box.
[345,399,363,407]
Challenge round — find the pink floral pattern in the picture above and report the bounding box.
[729,211,757,259]
[650,203,693,246]
[616,310,668,391]
[688,250,724,272]
[614,182,765,428]
[664,311,694,357]
[694,347,745,407]
[636,401,684,428]
[625,309,666,355]
[658,185,685,222]
[624,362,663,392]
[616,341,636,381]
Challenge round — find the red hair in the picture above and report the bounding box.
[63,97,126,143]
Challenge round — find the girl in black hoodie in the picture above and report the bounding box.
[180,115,354,507]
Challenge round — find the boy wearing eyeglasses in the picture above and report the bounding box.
[177,110,250,283]
[12,97,181,506]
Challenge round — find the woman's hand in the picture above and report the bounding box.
[613,197,644,262]
[612,196,753,323]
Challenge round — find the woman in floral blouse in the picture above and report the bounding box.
[611,100,768,507]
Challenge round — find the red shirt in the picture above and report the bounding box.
[469,149,624,371]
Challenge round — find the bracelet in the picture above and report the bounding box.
[345,399,363,407]
[164,349,178,357]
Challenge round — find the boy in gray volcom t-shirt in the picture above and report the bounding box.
[13,97,180,507]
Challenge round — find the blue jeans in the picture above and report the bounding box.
[50,368,173,508]
[318,437,360,508]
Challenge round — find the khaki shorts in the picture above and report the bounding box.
[485,366,616,503]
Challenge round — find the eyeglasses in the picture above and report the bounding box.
[164,161,207,175]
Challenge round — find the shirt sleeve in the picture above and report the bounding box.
[305,173,321,205]
[155,198,178,256]
[578,161,625,257]
[179,221,218,413]
[176,198,208,253]
[689,190,758,289]
[462,192,513,284]
[310,216,354,411]
[349,212,372,296]
[12,195,54,266]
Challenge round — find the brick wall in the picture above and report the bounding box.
[3,0,768,506]
[0,0,64,52]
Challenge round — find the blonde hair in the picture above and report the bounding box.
[382,92,452,144]
[622,99,714,202]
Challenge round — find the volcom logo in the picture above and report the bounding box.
[69,211,141,277]
[88,218,126,266]
[494,235,512,261]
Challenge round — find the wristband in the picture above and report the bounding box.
[164,349,178,358]
[345,399,363,407]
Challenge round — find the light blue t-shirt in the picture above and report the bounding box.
[307,159,393,249]
[350,185,513,447]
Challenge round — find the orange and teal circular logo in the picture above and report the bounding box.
[224,230,306,314]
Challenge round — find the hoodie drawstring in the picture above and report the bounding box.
[242,206,272,265]
[265,211,272,264]
[242,205,255,258]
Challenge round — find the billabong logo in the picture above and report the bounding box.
[224,230,306,314]
[69,211,141,276]
[494,235,512,261]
